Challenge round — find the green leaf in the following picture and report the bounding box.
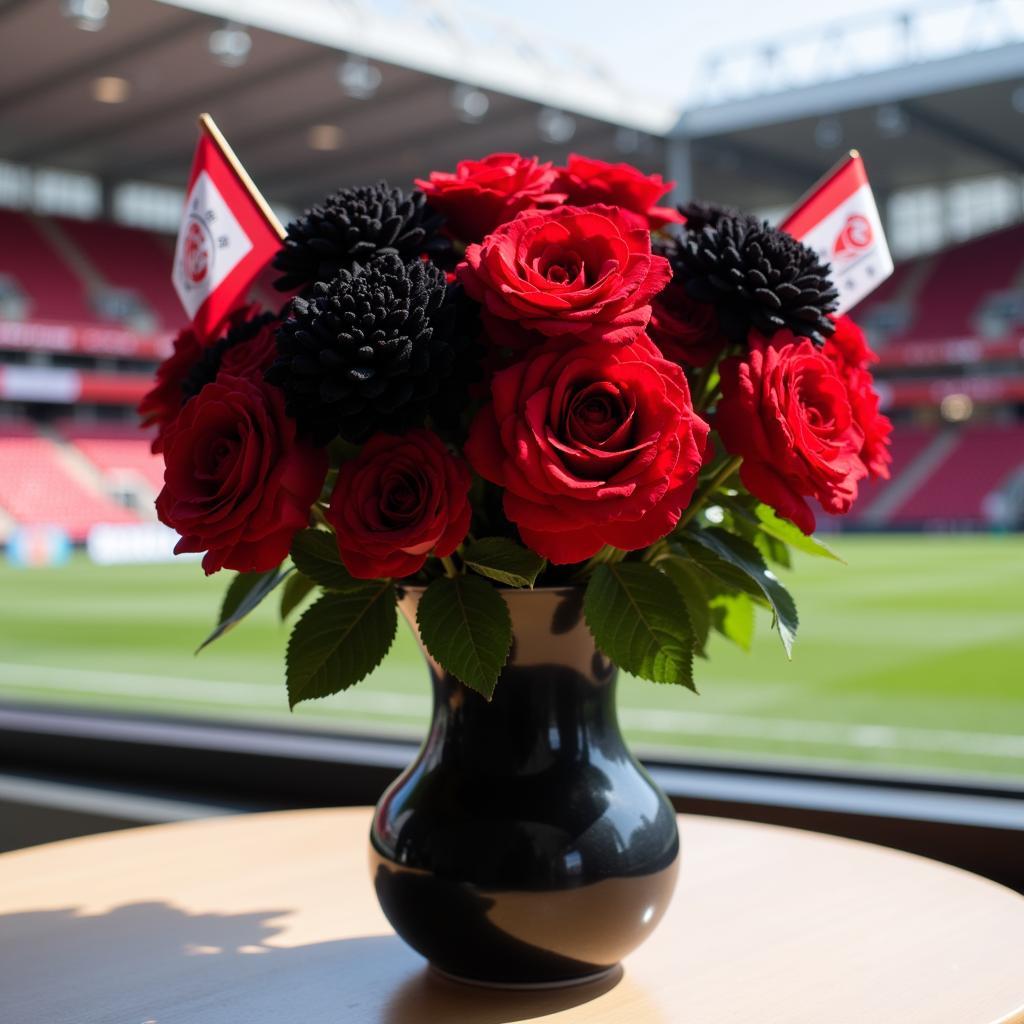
[290,528,358,590]
[583,562,694,689]
[661,557,711,657]
[672,539,769,606]
[286,583,397,708]
[754,530,792,570]
[753,504,844,563]
[463,537,546,589]
[280,570,316,621]
[710,591,755,651]
[197,567,290,653]
[416,575,512,699]
[684,528,798,657]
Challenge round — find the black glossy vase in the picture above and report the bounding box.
[369,586,680,988]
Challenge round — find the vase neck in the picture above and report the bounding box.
[398,587,622,763]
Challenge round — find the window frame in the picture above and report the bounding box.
[2,701,1022,891]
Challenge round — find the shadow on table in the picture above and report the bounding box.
[0,901,635,1024]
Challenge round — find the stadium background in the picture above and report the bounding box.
[0,0,1021,781]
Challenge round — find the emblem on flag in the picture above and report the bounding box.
[172,114,284,340]
[781,151,893,316]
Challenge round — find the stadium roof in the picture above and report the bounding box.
[0,0,672,212]
[0,0,1021,216]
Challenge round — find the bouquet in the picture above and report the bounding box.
[141,153,893,704]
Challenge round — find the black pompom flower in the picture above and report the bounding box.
[267,254,456,444]
[272,182,449,292]
[674,215,839,346]
[677,199,743,234]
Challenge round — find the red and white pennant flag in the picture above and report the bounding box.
[781,150,893,315]
[172,114,284,341]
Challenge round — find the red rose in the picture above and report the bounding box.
[416,153,563,243]
[716,333,867,534]
[825,313,879,371]
[465,335,710,563]
[138,305,267,453]
[458,205,671,350]
[554,155,684,230]
[824,315,892,480]
[138,326,203,453]
[327,429,471,579]
[219,316,279,379]
[156,374,327,574]
[648,278,728,368]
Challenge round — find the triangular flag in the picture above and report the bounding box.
[172,113,284,341]
[781,151,893,315]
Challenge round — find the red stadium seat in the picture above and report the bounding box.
[888,424,1024,524]
[0,210,97,324]
[0,433,139,541]
[54,218,186,331]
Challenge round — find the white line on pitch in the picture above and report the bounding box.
[0,661,1021,759]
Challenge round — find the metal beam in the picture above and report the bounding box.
[153,0,678,135]
[697,137,824,191]
[902,100,1024,174]
[8,49,338,165]
[0,11,209,116]
[268,117,610,207]
[116,74,440,182]
[675,42,1024,138]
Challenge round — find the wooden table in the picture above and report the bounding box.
[1,808,1022,1024]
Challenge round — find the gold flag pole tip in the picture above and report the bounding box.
[198,112,286,241]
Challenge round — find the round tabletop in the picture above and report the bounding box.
[1,808,1022,1024]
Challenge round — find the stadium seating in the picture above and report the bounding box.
[55,217,184,331]
[59,422,164,495]
[0,209,97,324]
[850,426,939,520]
[861,223,1024,350]
[0,430,139,540]
[887,424,1024,525]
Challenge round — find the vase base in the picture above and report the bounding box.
[429,962,621,991]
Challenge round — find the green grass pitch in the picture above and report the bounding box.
[0,534,1022,781]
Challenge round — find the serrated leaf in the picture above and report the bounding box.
[583,562,694,689]
[416,575,512,699]
[281,570,316,620]
[463,537,546,588]
[672,540,769,605]
[661,556,713,657]
[754,504,844,563]
[286,583,396,708]
[197,567,290,653]
[710,591,755,651]
[290,528,358,590]
[685,528,798,657]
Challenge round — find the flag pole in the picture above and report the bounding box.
[198,112,286,241]
[780,150,860,232]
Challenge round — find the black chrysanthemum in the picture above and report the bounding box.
[266,253,455,444]
[272,182,449,292]
[180,310,276,403]
[673,215,839,345]
[677,199,744,234]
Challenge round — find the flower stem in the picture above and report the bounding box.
[440,555,459,578]
[677,455,742,531]
[311,503,331,528]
